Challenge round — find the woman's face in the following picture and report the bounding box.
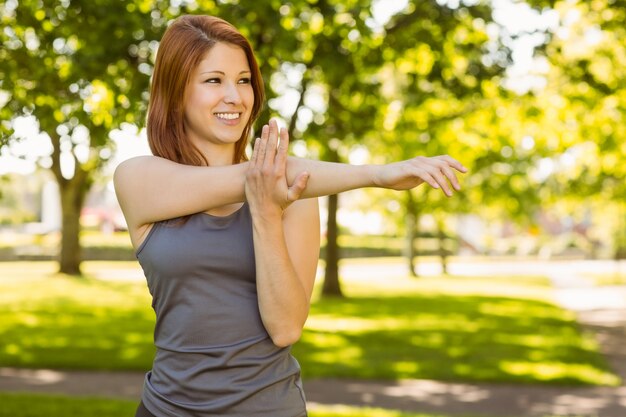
[183,42,254,153]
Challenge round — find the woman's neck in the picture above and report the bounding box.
[193,141,236,166]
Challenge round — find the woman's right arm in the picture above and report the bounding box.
[112,154,374,231]
[114,122,466,231]
[114,155,249,230]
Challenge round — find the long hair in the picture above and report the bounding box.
[147,15,265,165]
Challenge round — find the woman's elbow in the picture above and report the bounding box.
[270,327,303,348]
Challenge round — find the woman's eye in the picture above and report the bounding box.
[238,78,251,84]
[204,78,220,84]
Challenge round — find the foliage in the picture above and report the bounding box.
[370,7,552,228]
[2,0,624,272]
[0,261,617,386]
[0,0,166,159]
[0,0,174,273]
[518,0,626,257]
[0,173,40,225]
[540,1,625,201]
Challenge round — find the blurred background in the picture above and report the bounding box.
[1,0,625,416]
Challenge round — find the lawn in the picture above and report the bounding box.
[0,393,574,417]
[583,271,626,286]
[0,262,154,370]
[0,261,619,386]
[0,393,137,417]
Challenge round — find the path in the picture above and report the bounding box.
[2,366,625,417]
[1,259,625,416]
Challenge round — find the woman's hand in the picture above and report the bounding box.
[373,155,468,197]
[245,120,310,219]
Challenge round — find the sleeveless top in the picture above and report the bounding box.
[136,203,307,417]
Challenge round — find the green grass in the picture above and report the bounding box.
[583,271,626,286]
[81,230,134,248]
[0,393,429,417]
[0,262,155,370]
[0,261,619,386]
[0,231,134,250]
[297,272,618,386]
[0,393,586,417]
[0,393,139,417]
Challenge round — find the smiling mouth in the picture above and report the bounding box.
[214,112,241,120]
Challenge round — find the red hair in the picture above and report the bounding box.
[147,15,265,165]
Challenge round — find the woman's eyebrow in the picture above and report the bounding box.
[199,70,252,75]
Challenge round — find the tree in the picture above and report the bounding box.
[1,0,379,281]
[367,0,519,275]
[525,0,626,257]
[0,0,172,274]
[213,0,386,297]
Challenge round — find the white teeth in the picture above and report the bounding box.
[215,113,240,120]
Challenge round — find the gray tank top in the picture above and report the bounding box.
[136,203,307,417]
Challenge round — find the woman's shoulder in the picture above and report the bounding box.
[114,155,159,179]
[113,155,180,192]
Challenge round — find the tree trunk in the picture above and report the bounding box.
[437,218,448,275]
[49,130,90,276]
[404,191,419,277]
[322,193,343,297]
[614,201,625,260]
[58,178,86,275]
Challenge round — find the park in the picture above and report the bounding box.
[1,0,625,416]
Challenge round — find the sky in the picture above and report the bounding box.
[0,0,559,177]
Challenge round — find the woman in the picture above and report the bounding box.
[114,14,466,417]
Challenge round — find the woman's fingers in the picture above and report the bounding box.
[263,119,279,170]
[418,170,440,190]
[430,168,453,197]
[275,126,289,170]
[438,163,461,191]
[287,171,310,203]
[414,156,467,197]
[251,134,261,166]
[256,124,270,167]
[439,155,468,173]
[436,155,468,193]
[246,120,296,212]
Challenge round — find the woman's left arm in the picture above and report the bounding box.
[251,198,320,347]
[245,124,319,347]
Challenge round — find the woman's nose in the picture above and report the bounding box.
[223,82,242,104]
